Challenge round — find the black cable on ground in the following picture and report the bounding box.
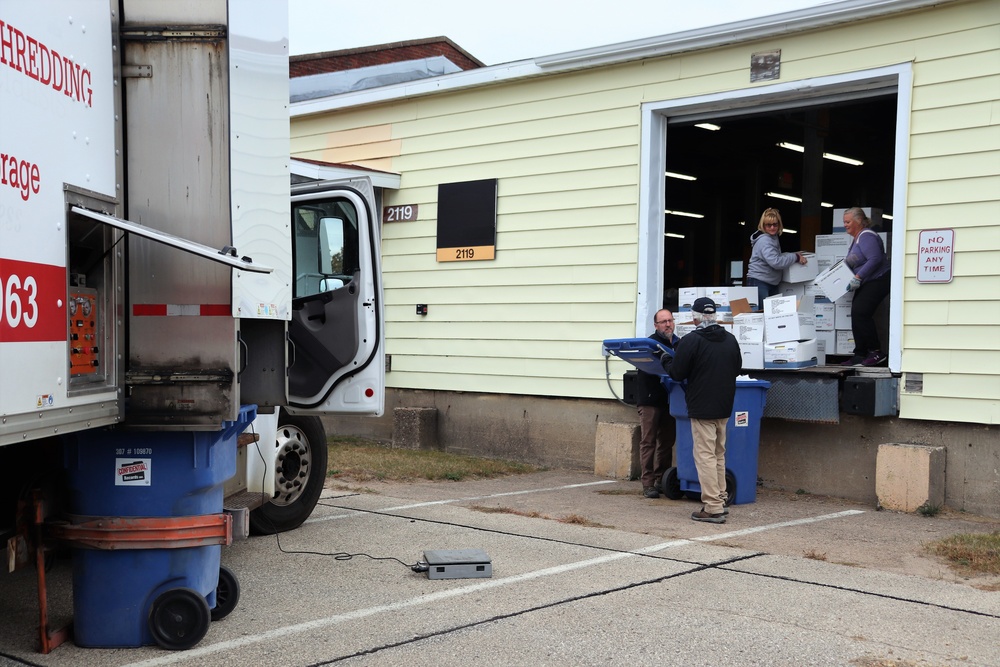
[250,433,418,570]
[303,552,762,666]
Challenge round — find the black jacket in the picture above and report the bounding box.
[635,331,679,407]
[665,324,742,419]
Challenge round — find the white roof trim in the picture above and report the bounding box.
[290,159,401,190]
[290,0,955,118]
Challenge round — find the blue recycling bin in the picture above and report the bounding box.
[62,405,256,648]
[664,379,769,505]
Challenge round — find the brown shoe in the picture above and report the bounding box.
[691,508,726,524]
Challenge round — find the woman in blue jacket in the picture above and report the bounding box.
[746,208,807,308]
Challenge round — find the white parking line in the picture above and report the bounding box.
[121,507,863,667]
[305,480,618,523]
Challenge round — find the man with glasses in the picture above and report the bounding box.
[636,309,680,498]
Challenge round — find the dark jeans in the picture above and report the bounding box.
[851,272,890,355]
[638,405,674,488]
[746,277,778,310]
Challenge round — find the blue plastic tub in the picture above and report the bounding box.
[62,405,256,647]
[665,379,769,505]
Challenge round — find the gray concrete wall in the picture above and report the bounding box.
[321,388,1000,518]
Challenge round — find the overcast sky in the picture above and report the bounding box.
[289,0,839,65]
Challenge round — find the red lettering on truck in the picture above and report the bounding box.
[0,18,93,107]
[0,151,41,201]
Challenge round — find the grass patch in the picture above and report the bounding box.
[916,502,941,517]
[327,436,538,482]
[926,531,1000,577]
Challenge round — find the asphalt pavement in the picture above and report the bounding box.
[1,470,998,666]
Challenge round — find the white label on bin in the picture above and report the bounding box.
[115,458,151,486]
[734,411,749,427]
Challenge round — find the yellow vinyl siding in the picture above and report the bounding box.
[291,0,1000,422]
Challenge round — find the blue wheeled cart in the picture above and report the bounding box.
[61,405,256,649]
[661,378,770,505]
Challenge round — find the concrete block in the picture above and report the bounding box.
[393,407,439,450]
[875,443,946,512]
[594,422,640,480]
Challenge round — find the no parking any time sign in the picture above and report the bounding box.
[917,229,955,283]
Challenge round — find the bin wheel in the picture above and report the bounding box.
[724,471,737,507]
[661,467,683,500]
[148,587,211,650]
[211,565,240,622]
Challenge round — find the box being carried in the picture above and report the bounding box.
[782,252,818,283]
[813,259,855,302]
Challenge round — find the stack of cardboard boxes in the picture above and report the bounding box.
[671,208,887,370]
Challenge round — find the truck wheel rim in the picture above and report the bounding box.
[273,425,311,506]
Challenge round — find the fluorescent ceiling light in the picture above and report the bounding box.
[822,152,864,166]
[777,142,864,166]
[764,192,833,207]
[664,209,704,218]
[883,214,894,220]
[695,123,721,131]
[782,228,798,234]
[665,170,696,181]
[664,232,686,239]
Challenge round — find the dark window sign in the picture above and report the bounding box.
[383,204,418,222]
[436,178,497,262]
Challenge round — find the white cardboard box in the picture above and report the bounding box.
[678,287,704,311]
[815,234,851,257]
[778,282,805,299]
[705,286,730,308]
[836,330,856,355]
[814,259,855,302]
[766,312,816,343]
[739,341,764,369]
[814,301,836,331]
[815,330,836,363]
[733,312,765,343]
[835,298,853,329]
[675,322,697,338]
[726,286,759,312]
[764,294,815,318]
[782,252,818,283]
[764,339,819,369]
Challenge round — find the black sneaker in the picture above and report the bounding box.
[839,355,864,367]
[643,486,660,499]
[691,508,726,524]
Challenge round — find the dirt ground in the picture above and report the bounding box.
[327,470,1000,591]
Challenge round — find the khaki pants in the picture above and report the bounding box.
[690,417,729,514]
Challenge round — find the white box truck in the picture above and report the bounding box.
[1,0,383,649]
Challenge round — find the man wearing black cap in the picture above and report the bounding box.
[663,297,742,523]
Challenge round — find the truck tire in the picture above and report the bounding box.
[249,413,329,535]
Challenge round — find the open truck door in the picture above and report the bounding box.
[244,178,384,535]
[287,178,384,415]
